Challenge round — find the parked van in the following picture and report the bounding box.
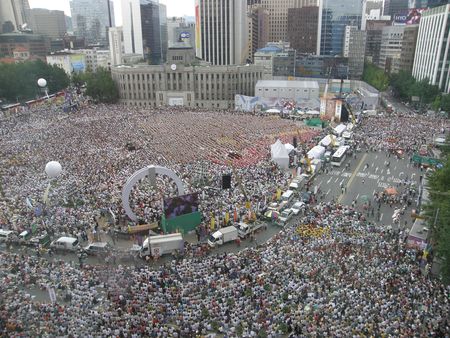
[51,237,80,252]
[281,190,295,204]
[0,229,16,243]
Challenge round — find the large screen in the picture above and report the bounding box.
[394,8,426,25]
[164,193,199,219]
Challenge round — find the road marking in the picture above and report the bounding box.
[372,163,375,167]
[356,193,360,200]
[373,189,376,196]
[394,166,397,170]
[338,153,368,204]
[375,155,378,159]
[335,177,339,183]
[380,213,384,221]
[327,177,332,184]
[375,167,379,173]
[380,169,384,174]
[317,181,323,189]
[340,179,345,186]
[326,189,331,195]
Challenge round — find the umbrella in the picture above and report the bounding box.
[385,187,398,195]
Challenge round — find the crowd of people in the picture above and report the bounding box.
[0,98,449,336]
[1,201,448,336]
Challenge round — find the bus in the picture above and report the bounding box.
[331,146,349,167]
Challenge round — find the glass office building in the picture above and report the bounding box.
[319,0,363,56]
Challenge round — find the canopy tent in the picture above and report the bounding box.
[333,124,347,136]
[307,145,326,160]
[385,187,398,195]
[306,110,320,115]
[271,139,289,169]
[319,135,333,147]
[284,143,295,152]
[266,108,281,114]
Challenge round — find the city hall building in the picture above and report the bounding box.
[111,45,263,109]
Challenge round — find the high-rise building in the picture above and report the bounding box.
[378,25,405,73]
[365,19,391,64]
[399,24,419,73]
[344,26,367,79]
[248,4,269,62]
[413,5,450,92]
[69,0,115,45]
[362,0,390,30]
[109,26,124,65]
[195,0,248,65]
[122,0,168,64]
[259,0,318,42]
[319,0,363,56]
[287,7,319,54]
[29,9,67,39]
[0,0,31,33]
[385,0,408,17]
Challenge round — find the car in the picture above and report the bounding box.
[83,242,111,256]
[277,208,294,225]
[50,237,80,252]
[291,201,305,215]
[0,229,18,243]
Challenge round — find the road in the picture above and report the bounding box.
[311,149,421,228]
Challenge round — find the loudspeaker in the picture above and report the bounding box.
[293,137,298,149]
[222,174,231,189]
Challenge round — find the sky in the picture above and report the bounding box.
[28,0,196,25]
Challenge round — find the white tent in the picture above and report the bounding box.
[333,124,347,136]
[306,110,320,115]
[307,145,326,160]
[320,135,332,147]
[284,143,295,152]
[266,108,281,114]
[271,139,289,169]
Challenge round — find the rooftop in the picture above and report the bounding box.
[256,80,319,89]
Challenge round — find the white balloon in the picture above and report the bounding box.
[45,161,62,178]
[37,78,47,88]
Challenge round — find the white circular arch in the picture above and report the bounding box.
[121,165,185,221]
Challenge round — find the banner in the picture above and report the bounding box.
[394,8,426,25]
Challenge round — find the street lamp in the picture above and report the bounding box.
[37,78,49,99]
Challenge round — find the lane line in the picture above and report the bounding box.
[356,193,360,200]
[327,177,332,184]
[334,177,339,183]
[326,189,331,195]
[337,153,368,204]
[380,213,384,221]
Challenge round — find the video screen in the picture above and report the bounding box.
[164,193,199,219]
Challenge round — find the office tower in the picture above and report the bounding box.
[0,0,31,33]
[29,9,67,39]
[318,0,363,56]
[399,25,419,73]
[122,0,168,64]
[70,0,115,45]
[365,19,391,64]
[109,26,124,65]
[385,0,408,17]
[259,0,318,42]
[195,0,248,65]
[378,25,405,73]
[287,6,319,54]
[413,5,450,92]
[248,4,269,61]
[343,26,367,79]
[362,0,388,30]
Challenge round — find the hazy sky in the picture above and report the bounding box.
[28,0,196,25]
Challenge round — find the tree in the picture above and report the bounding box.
[362,62,389,91]
[0,60,69,103]
[440,94,450,114]
[390,71,416,101]
[425,137,450,283]
[76,68,119,104]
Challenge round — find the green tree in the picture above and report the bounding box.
[362,62,389,91]
[425,139,450,283]
[440,94,450,114]
[0,60,69,103]
[81,68,119,104]
[390,70,416,101]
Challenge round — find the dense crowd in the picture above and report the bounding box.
[1,201,448,336]
[0,100,449,336]
[0,101,318,237]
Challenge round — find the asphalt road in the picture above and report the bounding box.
[311,149,422,229]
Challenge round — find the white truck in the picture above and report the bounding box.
[140,233,184,258]
[208,226,238,247]
[235,222,265,239]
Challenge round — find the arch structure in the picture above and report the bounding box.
[121,165,185,221]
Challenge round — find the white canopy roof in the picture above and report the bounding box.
[271,139,289,169]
